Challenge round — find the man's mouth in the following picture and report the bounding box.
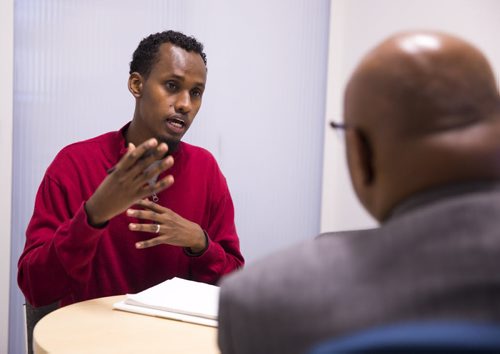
[167,117,185,128]
[165,116,186,135]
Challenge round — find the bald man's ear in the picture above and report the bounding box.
[346,128,375,202]
[128,72,143,98]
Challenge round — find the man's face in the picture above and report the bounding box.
[133,43,207,150]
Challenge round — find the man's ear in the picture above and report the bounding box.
[345,128,375,203]
[128,72,143,98]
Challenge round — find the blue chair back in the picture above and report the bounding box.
[308,320,500,353]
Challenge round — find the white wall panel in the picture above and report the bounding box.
[321,0,500,233]
[1,2,14,353]
[10,1,330,352]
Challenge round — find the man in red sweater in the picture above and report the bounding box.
[18,30,244,307]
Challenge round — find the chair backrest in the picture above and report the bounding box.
[25,301,59,354]
[308,320,500,354]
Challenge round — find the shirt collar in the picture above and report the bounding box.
[387,180,500,221]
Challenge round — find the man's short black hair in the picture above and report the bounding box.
[129,30,207,77]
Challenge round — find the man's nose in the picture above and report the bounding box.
[174,91,191,113]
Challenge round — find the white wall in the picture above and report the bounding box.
[0,1,13,353]
[321,0,500,233]
[10,1,330,352]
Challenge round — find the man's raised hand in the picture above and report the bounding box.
[84,138,175,227]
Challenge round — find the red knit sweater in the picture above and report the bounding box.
[18,124,244,307]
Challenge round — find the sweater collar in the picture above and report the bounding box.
[117,122,184,160]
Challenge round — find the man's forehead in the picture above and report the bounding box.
[155,44,206,73]
[147,43,206,85]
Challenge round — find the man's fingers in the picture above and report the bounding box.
[127,199,173,218]
[134,235,185,249]
[129,144,170,181]
[152,174,175,192]
[132,155,174,185]
[126,209,158,221]
[135,237,163,249]
[131,224,174,249]
[132,199,169,214]
[137,174,174,200]
[116,138,159,172]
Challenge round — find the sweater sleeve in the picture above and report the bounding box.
[187,173,244,284]
[17,175,105,307]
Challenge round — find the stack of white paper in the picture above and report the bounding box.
[113,277,220,327]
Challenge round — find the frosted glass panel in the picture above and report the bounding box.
[11,0,330,352]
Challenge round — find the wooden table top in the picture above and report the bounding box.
[33,295,220,354]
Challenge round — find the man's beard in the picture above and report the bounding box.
[158,137,180,155]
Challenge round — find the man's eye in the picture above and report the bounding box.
[165,82,178,91]
[191,89,203,98]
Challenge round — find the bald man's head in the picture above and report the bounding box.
[343,31,500,221]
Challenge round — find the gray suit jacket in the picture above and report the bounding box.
[218,182,500,354]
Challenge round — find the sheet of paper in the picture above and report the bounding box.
[112,277,220,327]
[113,300,218,327]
